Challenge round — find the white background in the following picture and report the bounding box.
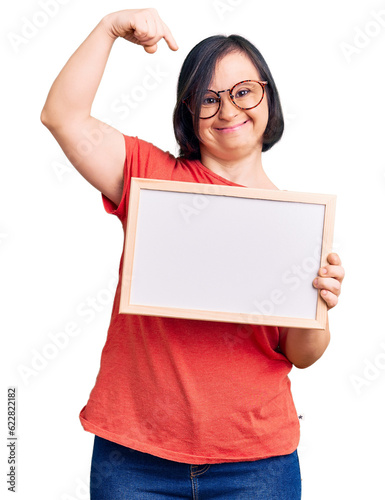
[1,0,385,498]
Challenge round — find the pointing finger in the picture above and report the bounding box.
[161,21,178,51]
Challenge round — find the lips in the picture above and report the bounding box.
[215,120,250,133]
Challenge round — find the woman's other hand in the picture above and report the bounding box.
[313,253,345,310]
[103,8,178,53]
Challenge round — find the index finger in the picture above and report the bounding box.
[161,21,178,51]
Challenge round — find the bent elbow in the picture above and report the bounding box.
[293,360,315,369]
[40,107,52,128]
[40,104,62,130]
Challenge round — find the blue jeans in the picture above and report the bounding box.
[90,436,301,499]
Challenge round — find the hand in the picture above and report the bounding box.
[104,8,178,53]
[313,253,345,310]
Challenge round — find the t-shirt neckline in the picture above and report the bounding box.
[191,158,247,188]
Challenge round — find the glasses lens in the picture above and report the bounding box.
[232,81,264,109]
[199,90,220,118]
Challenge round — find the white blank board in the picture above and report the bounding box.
[120,179,336,329]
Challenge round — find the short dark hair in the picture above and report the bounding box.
[173,34,284,160]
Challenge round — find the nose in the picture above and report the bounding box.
[218,91,239,120]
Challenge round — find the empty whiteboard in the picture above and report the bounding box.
[120,179,336,329]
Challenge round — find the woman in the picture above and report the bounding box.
[41,8,344,499]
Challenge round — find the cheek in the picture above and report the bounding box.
[262,110,269,131]
[255,102,269,127]
[251,110,269,138]
[197,121,214,143]
[262,102,270,128]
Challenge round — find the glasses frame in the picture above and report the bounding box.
[184,80,268,120]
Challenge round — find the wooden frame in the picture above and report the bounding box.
[119,178,336,329]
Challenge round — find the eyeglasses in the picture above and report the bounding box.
[184,80,268,119]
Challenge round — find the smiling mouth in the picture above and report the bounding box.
[215,120,249,132]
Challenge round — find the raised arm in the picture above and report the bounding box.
[40,8,178,206]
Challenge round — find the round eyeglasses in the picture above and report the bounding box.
[184,80,268,119]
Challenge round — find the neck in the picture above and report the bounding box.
[199,147,278,190]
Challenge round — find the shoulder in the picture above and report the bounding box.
[123,135,177,162]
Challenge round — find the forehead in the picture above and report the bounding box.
[210,51,261,88]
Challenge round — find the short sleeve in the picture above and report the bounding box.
[101,135,176,223]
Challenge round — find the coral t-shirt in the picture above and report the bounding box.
[79,135,300,464]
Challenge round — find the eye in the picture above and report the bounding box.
[234,87,251,99]
[203,97,218,105]
[201,91,219,106]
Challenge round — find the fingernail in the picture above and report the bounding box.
[321,268,327,275]
[314,279,318,286]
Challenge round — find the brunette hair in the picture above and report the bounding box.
[173,34,284,160]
